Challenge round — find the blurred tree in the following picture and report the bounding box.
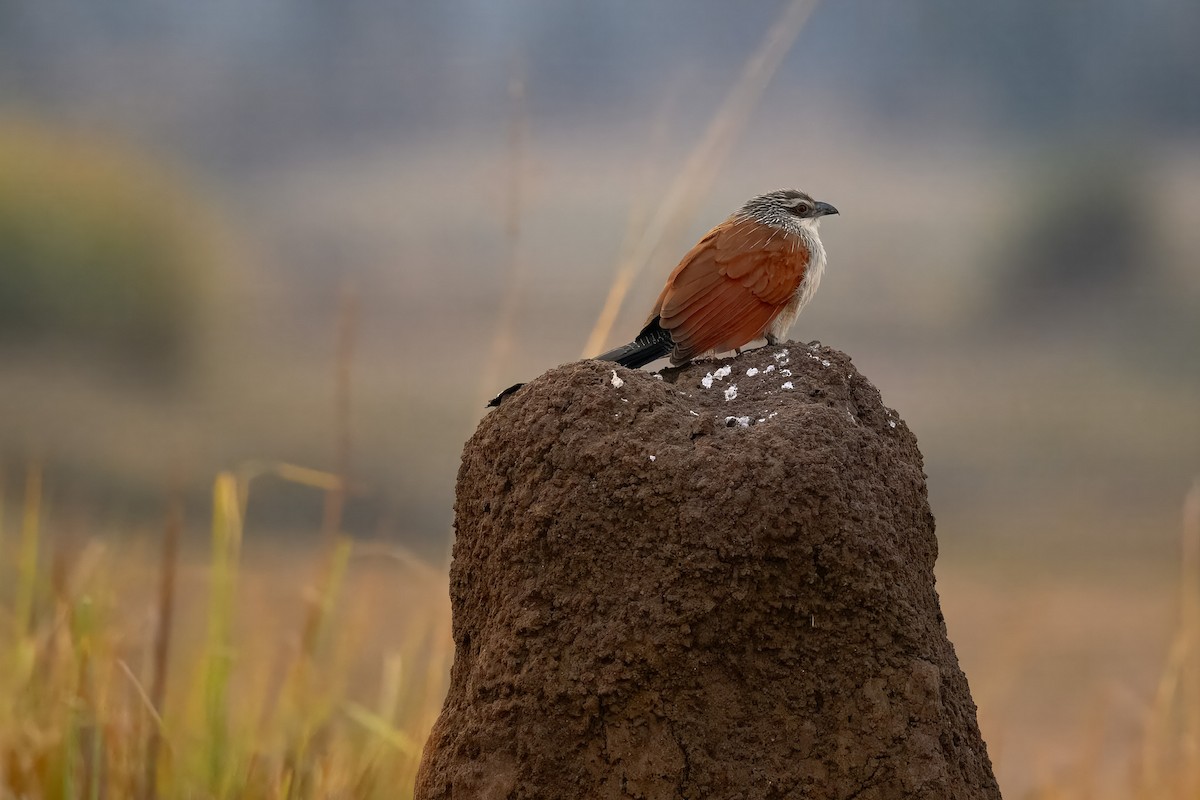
[993,148,1158,326]
[0,119,218,382]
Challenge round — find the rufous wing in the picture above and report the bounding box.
[651,216,809,363]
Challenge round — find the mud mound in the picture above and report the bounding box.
[416,343,1001,800]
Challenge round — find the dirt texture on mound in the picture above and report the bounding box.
[416,343,1001,800]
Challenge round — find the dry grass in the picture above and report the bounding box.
[0,463,451,799]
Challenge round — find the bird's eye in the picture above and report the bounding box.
[792,203,810,216]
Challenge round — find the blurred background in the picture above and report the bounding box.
[1,0,1198,795]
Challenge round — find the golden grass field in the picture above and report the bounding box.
[0,465,452,799]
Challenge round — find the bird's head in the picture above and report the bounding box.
[740,188,838,233]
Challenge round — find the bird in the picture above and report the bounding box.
[487,188,837,407]
[595,188,837,368]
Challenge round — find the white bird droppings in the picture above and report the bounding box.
[773,350,790,362]
[745,367,759,377]
[702,365,734,388]
[725,416,751,428]
[821,359,831,367]
[724,384,738,401]
[780,369,792,377]
[889,420,897,428]
[781,381,794,390]
[610,370,624,388]
[763,365,775,373]
[649,455,657,461]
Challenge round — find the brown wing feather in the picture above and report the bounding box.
[673,296,774,363]
[668,290,762,360]
[650,217,809,361]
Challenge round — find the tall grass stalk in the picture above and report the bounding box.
[0,467,6,560]
[580,0,821,358]
[15,463,42,645]
[143,486,182,800]
[321,282,357,544]
[7,463,44,702]
[197,471,243,796]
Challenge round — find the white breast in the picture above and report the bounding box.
[766,226,827,342]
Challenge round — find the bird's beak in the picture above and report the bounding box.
[813,201,839,217]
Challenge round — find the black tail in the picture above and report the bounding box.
[595,317,674,368]
[486,382,525,408]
